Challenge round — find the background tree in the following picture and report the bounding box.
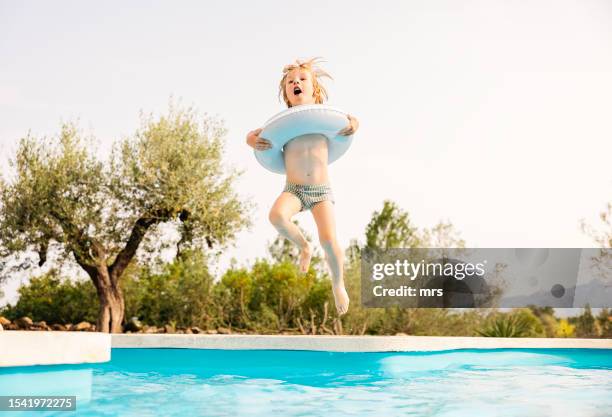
[364,200,465,250]
[365,200,419,250]
[342,199,468,335]
[0,104,251,332]
[596,308,612,338]
[0,269,98,325]
[573,304,599,338]
[581,201,612,248]
[580,200,612,289]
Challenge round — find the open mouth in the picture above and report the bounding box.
[293,86,302,96]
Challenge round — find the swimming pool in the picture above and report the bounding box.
[1,348,611,416]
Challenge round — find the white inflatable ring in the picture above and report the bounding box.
[254,104,354,174]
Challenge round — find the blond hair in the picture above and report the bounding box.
[278,57,332,107]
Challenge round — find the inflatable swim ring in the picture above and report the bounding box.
[254,104,354,174]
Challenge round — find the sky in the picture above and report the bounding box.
[1,0,611,306]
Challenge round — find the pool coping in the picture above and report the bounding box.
[0,331,111,367]
[1,333,610,367]
[112,334,612,352]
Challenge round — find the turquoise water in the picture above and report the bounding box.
[1,348,611,416]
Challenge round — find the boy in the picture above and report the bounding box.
[246,58,359,315]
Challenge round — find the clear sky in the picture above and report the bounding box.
[1,0,611,305]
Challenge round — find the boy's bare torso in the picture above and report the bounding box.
[283,133,329,184]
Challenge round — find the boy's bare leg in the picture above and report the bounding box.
[269,192,312,273]
[311,201,350,315]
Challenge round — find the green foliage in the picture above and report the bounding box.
[511,308,546,337]
[0,102,250,288]
[1,254,597,338]
[122,250,217,328]
[109,103,252,254]
[365,200,419,249]
[477,311,536,337]
[556,319,576,338]
[328,250,485,336]
[596,308,612,338]
[1,270,98,324]
[364,200,466,251]
[217,259,324,332]
[0,124,106,268]
[2,197,601,338]
[572,305,599,338]
[529,305,559,337]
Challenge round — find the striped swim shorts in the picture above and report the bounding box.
[283,182,335,212]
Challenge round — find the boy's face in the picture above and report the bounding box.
[285,68,316,106]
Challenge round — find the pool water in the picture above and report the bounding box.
[1,348,611,416]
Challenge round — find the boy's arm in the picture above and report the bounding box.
[338,114,359,136]
[246,128,272,150]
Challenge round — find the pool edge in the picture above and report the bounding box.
[2,333,609,368]
[0,331,111,367]
[111,334,612,352]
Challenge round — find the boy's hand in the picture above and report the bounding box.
[246,128,272,150]
[338,114,359,136]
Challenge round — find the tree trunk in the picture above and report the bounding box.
[97,284,125,333]
[73,215,159,333]
[91,265,126,333]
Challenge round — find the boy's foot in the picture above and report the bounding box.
[332,281,350,315]
[299,243,312,273]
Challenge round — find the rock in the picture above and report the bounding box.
[32,321,49,331]
[184,328,193,334]
[124,317,143,333]
[73,321,92,331]
[90,324,96,332]
[206,329,218,335]
[30,321,49,331]
[163,324,175,334]
[191,326,203,334]
[5,323,18,330]
[15,316,33,329]
[0,316,11,326]
[0,323,3,331]
[144,326,159,334]
[51,323,67,331]
[176,329,185,334]
[217,327,231,335]
[395,332,408,336]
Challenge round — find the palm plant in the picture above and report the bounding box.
[477,314,532,337]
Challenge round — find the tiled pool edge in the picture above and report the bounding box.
[0,331,111,367]
[112,334,612,352]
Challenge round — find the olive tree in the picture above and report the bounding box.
[0,105,250,332]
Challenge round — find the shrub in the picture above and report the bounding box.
[596,308,612,338]
[1,269,98,324]
[477,313,532,337]
[122,250,216,329]
[555,319,576,338]
[573,305,598,338]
